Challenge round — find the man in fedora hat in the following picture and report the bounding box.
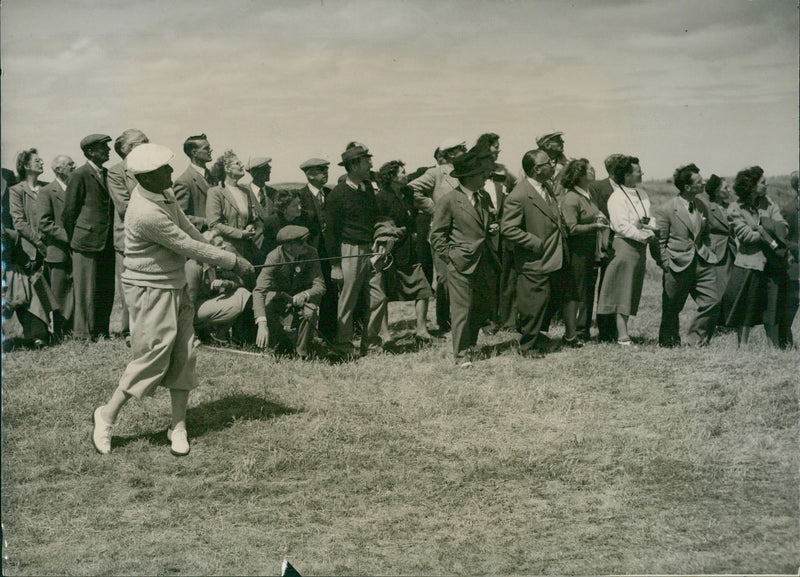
[253,225,325,358]
[246,156,277,215]
[91,143,253,457]
[430,147,500,367]
[298,157,336,341]
[324,142,389,356]
[63,133,116,340]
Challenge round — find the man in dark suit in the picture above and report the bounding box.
[588,153,624,342]
[430,148,500,367]
[63,133,115,340]
[107,129,149,344]
[536,132,569,200]
[36,154,75,337]
[297,157,336,342]
[246,157,278,216]
[501,149,574,358]
[778,171,798,348]
[173,133,213,231]
[655,164,720,347]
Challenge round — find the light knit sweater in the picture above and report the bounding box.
[122,185,237,289]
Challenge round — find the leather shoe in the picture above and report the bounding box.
[167,427,190,457]
[92,406,113,455]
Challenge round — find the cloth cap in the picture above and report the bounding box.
[338,143,372,166]
[299,157,330,171]
[126,143,175,175]
[80,134,112,150]
[246,157,272,172]
[438,138,467,153]
[450,148,494,179]
[536,132,564,147]
[277,225,310,245]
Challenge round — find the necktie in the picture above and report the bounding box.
[473,191,484,226]
[543,182,557,207]
[688,200,695,213]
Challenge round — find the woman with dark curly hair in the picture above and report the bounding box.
[721,166,789,346]
[260,189,305,261]
[205,150,265,275]
[374,160,434,341]
[559,158,608,341]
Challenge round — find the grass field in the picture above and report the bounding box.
[2,180,798,575]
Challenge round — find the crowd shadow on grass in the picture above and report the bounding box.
[112,394,300,449]
[477,337,519,359]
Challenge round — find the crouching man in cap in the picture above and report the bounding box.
[253,225,325,358]
[91,144,254,457]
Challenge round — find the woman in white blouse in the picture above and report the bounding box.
[596,156,660,345]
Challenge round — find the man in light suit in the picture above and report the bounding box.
[430,148,500,367]
[298,157,336,342]
[63,133,115,340]
[501,149,574,357]
[36,154,75,337]
[246,157,278,216]
[588,153,624,343]
[656,163,720,347]
[173,133,213,231]
[409,138,466,333]
[107,129,149,344]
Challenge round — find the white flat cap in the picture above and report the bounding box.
[438,138,466,152]
[126,143,175,174]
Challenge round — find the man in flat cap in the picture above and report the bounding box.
[430,147,500,367]
[63,133,116,340]
[536,132,569,200]
[501,149,575,358]
[91,143,253,457]
[324,142,387,356]
[253,225,325,358]
[107,128,149,345]
[655,163,719,347]
[246,157,277,215]
[298,157,336,341]
[409,138,467,333]
[173,133,213,231]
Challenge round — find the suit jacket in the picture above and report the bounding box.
[655,195,717,272]
[298,183,330,252]
[63,162,112,252]
[408,163,459,215]
[500,176,568,277]
[9,180,47,261]
[107,160,139,253]
[252,245,326,321]
[695,192,736,263]
[206,183,266,262]
[780,193,798,281]
[173,165,210,230]
[36,180,71,263]
[588,178,615,218]
[430,185,500,275]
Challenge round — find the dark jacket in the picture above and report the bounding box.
[63,162,113,252]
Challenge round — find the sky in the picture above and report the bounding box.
[1,0,798,183]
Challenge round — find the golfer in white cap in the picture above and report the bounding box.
[91,143,254,457]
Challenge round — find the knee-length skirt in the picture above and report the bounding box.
[596,237,647,317]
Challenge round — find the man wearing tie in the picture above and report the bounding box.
[656,163,720,347]
[298,157,336,342]
[430,148,500,367]
[501,149,575,358]
[63,133,116,340]
[173,133,213,231]
[246,157,277,216]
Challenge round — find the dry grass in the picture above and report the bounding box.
[2,180,798,575]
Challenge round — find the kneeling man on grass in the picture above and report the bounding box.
[91,143,253,457]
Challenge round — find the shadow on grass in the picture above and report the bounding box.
[476,337,519,358]
[112,394,300,448]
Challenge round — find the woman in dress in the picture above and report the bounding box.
[206,150,265,277]
[559,158,608,341]
[375,160,434,341]
[721,166,789,346]
[596,155,659,345]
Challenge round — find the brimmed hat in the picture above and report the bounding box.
[246,157,272,172]
[338,142,372,166]
[536,132,564,147]
[126,143,175,175]
[450,149,494,179]
[276,225,310,245]
[80,134,112,150]
[299,158,330,171]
